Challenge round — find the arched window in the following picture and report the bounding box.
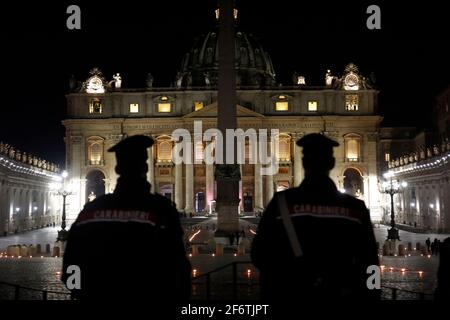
[87,137,104,165]
[89,98,103,114]
[345,94,359,111]
[90,143,102,164]
[277,135,291,161]
[157,139,172,162]
[195,141,204,162]
[344,134,361,162]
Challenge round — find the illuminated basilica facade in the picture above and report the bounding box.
[63,13,383,224]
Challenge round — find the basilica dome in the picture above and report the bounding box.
[175,28,277,88]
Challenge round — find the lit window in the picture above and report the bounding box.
[87,137,104,165]
[158,103,171,113]
[275,102,289,111]
[215,8,238,20]
[385,153,390,162]
[195,141,204,162]
[308,101,318,111]
[157,141,172,161]
[129,103,139,113]
[194,101,204,111]
[89,99,103,114]
[277,136,291,161]
[345,94,358,111]
[346,138,360,161]
[297,76,306,85]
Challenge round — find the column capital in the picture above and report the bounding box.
[290,132,305,141]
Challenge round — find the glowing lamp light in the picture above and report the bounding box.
[18,256,22,259]
[427,255,431,258]
[234,253,237,257]
[212,253,215,257]
[418,271,423,277]
[340,189,346,193]
[401,268,406,272]
[188,253,192,258]
[40,256,44,258]
[29,256,32,258]
[192,269,198,277]
[15,207,20,212]
[55,271,61,275]
[62,171,68,179]
[389,267,394,271]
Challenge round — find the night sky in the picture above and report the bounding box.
[0,0,448,166]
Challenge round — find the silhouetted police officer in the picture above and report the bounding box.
[62,135,191,301]
[251,133,380,301]
[435,237,450,300]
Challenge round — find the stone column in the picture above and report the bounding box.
[254,163,263,211]
[239,164,243,212]
[185,163,194,213]
[265,173,274,206]
[147,145,155,191]
[206,164,214,212]
[293,133,303,187]
[174,162,183,211]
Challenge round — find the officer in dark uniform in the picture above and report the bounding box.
[61,135,191,301]
[435,237,450,300]
[251,133,380,301]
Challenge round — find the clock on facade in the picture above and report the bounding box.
[86,76,105,94]
[344,73,359,91]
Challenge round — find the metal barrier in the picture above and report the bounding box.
[0,280,72,300]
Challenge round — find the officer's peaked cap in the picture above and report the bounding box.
[296,133,339,155]
[108,135,154,164]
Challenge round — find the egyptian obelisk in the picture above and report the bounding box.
[215,0,240,238]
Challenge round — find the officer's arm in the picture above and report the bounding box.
[61,222,83,299]
[251,196,279,270]
[359,203,381,300]
[165,205,192,300]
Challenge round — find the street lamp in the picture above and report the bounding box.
[379,171,407,241]
[56,170,74,242]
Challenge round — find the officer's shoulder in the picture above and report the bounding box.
[339,193,367,210]
[275,187,301,199]
[82,194,115,211]
[150,192,177,208]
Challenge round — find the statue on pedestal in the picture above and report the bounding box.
[69,74,77,90]
[175,72,183,88]
[325,69,334,86]
[146,73,154,88]
[204,72,211,87]
[113,73,122,89]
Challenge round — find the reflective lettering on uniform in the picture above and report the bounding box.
[76,209,157,226]
[283,203,365,223]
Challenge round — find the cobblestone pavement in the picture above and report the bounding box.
[1,223,448,300]
[374,225,450,246]
[0,253,442,300]
[0,227,60,251]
